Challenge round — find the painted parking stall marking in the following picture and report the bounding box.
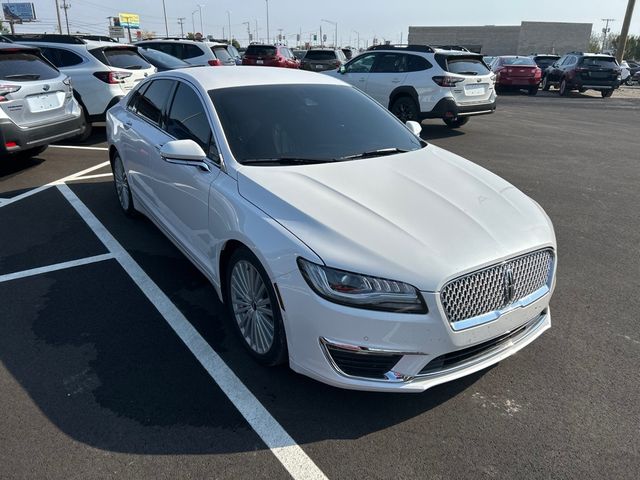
[0,253,114,284]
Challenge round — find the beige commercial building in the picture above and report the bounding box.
[408,22,592,55]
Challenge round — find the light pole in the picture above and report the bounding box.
[191,9,197,35]
[178,17,186,38]
[227,10,232,43]
[198,4,204,36]
[353,30,360,51]
[55,0,63,34]
[243,21,251,43]
[161,0,169,37]
[321,19,337,47]
[265,0,270,43]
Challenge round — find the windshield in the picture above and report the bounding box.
[446,57,489,75]
[304,50,337,61]
[209,84,423,165]
[101,48,151,70]
[140,48,188,69]
[245,45,276,57]
[501,57,536,66]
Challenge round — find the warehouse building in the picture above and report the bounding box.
[408,22,592,55]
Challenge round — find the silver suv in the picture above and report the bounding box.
[135,39,235,67]
[326,45,496,128]
[0,44,83,160]
[8,34,156,140]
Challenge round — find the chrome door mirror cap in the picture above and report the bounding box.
[406,120,422,137]
[160,139,209,170]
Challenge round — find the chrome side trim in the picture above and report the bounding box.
[417,312,547,378]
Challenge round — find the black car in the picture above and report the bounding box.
[531,54,560,75]
[541,52,621,97]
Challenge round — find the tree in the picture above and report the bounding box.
[140,30,156,40]
[611,34,640,60]
[231,38,240,49]
[0,20,10,34]
[588,33,601,53]
[186,32,196,40]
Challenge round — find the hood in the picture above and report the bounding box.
[237,144,555,291]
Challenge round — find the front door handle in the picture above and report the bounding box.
[123,121,132,130]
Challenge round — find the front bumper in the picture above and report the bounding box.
[0,112,84,155]
[276,268,551,393]
[421,97,497,120]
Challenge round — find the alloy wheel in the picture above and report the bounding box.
[113,156,131,212]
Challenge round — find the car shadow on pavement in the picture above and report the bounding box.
[0,156,45,183]
[0,180,489,455]
[53,126,107,147]
[420,124,465,141]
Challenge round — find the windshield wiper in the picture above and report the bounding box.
[338,148,412,161]
[5,74,40,80]
[241,157,333,166]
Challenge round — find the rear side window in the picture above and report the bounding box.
[136,79,175,126]
[0,51,60,81]
[143,42,177,57]
[212,46,231,62]
[245,45,276,57]
[180,44,204,60]
[446,57,490,75]
[581,57,618,67]
[371,53,405,73]
[101,48,150,70]
[305,50,337,61]
[40,47,84,68]
[166,82,217,162]
[406,55,432,72]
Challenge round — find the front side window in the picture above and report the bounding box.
[345,53,376,73]
[166,82,217,161]
[210,84,423,164]
[136,79,174,126]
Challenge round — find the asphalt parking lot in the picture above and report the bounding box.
[1,91,639,480]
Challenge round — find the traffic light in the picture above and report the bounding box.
[313,34,317,41]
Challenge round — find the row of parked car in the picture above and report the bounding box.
[485,52,635,98]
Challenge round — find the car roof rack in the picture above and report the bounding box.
[77,35,119,43]
[432,45,470,52]
[5,33,89,44]
[367,44,435,53]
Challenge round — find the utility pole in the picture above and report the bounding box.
[616,0,636,62]
[243,21,251,43]
[178,17,185,38]
[227,11,232,43]
[198,4,204,35]
[277,28,283,43]
[191,10,197,35]
[353,30,360,51]
[161,0,169,37]
[55,0,63,34]
[254,19,258,43]
[60,0,71,35]
[265,0,270,44]
[601,18,615,52]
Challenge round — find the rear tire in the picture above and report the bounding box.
[443,117,469,129]
[74,105,92,142]
[112,152,135,216]
[224,247,288,366]
[390,96,419,123]
[528,86,539,96]
[559,79,569,96]
[601,89,614,98]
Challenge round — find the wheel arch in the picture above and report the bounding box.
[388,86,419,110]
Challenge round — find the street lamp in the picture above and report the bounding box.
[198,4,204,36]
[191,9,198,35]
[353,30,360,51]
[265,0,270,44]
[227,10,232,43]
[321,19,337,47]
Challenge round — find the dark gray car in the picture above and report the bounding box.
[300,48,347,72]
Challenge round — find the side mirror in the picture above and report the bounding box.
[160,139,210,171]
[338,64,346,74]
[406,120,422,137]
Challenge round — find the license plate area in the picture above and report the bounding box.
[256,60,264,64]
[464,84,487,96]
[27,92,62,112]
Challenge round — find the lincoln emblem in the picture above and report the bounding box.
[504,268,515,304]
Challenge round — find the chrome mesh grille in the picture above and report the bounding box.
[440,249,554,324]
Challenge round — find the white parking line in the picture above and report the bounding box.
[0,161,110,208]
[68,173,113,181]
[56,183,328,480]
[49,145,109,151]
[0,254,114,284]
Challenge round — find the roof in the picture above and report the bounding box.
[0,43,38,51]
[159,66,347,90]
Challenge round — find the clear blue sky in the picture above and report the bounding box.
[11,0,640,45]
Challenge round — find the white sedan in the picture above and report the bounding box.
[106,67,556,392]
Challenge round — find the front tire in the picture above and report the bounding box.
[601,89,614,98]
[443,117,469,129]
[390,96,419,123]
[112,152,135,216]
[225,247,288,366]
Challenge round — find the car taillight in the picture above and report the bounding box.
[534,68,542,79]
[208,59,223,66]
[333,61,342,67]
[432,75,465,87]
[0,84,21,102]
[93,71,132,84]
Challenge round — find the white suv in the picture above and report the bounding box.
[326,45,496,128]
[135,39,236,67]
[9,34,156,139]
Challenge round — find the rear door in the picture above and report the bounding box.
[365,52,408,106]
[338,52,376,92]
[0,48,69,127]
[443,55,493,105]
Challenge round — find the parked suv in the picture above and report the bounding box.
[136,39,234,66]
[242,44,299,68]
[301,48,347,72]
[8,34,155,139]
[326,45,496,128]
[0,44,84,160]
[541,52,621,97]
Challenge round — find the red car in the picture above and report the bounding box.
[242,44,300,68]
[491,56,542,95]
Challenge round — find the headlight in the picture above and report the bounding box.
[297,258,427,314]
